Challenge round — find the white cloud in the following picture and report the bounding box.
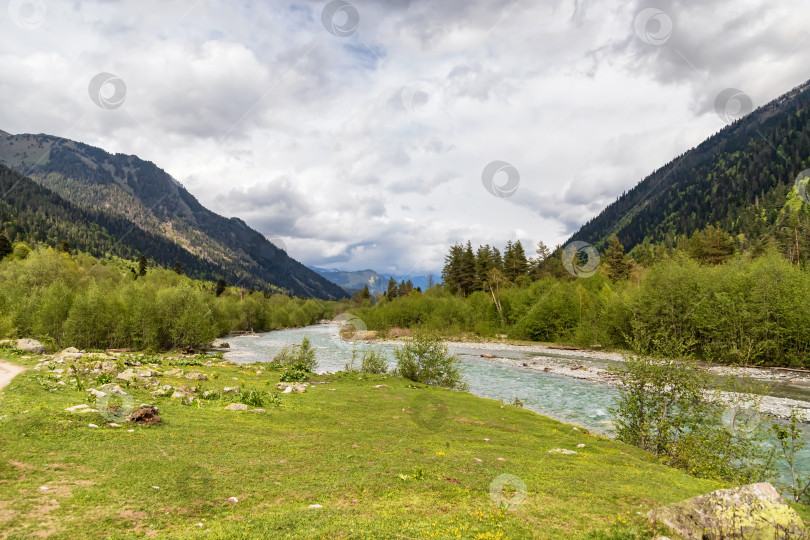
[0,0,808,275]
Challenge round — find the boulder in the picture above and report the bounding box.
[128,406,161,425]
[116,369,137,382]
[88,389,107,398]
[222,387,239,393]
[648,483,807,540]
[211,339,230,349]
[16,338,45,354]
[164,368,184,377]
[0,339,14,348]
[65,404,90,412]
[100,361,118,373]
[184,373,208,381]
[277,382,307,393]
[225,403,248,411]
[547,448,578,455]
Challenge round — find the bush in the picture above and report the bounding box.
[273,337,318,371]
[394,334,468,391]
[610,355,774,483]
[238,388,280,408]
[280,363,311,382]
[345,345,389,374]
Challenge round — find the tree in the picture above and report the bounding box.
[360,284,371,300]
[394,334,468,391]
[138,255,148,277]
[459,241,477,296]
[531,241,551,277]
[441,243,464,294]
[386,277,398,301]
[173,261,184,275]
[503,240,529,280]
[604,235,631,281]
[0,233,12,260]
[484,267,505,323]
[59,240,71,253]
[215,279,227,297]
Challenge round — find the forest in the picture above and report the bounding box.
[0,242,332,351]
[349,227,810,367]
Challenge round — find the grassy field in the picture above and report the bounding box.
[0,350,807,539]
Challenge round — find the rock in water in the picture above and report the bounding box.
[648,482,807,540]
[128,406,161,425]
[211,339,230,348]
[16,338,45,354]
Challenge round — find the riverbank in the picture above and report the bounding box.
[0,349,764,538]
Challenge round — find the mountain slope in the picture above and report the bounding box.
[0,133,348,299]
[310,266,435,294]
[570,79,810,252]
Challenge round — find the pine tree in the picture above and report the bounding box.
[216,279,227,297]
[361,284,371,299]
[138,255,148,277]
[0,233,12,260]
[173,261,184,275]
[459,241,477,296]
[386,277,398,300]
[441,243,464,294]
[604,236,631,281]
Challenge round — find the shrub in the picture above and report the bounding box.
[610,355,774,483]
[345,345,389,374]
[280,363,311,382]
[238,388,280,408]
[273,337,318,371]
[394,334,468,391]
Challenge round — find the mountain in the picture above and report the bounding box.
[309,266,435,294]
[569,79,810,253]
[0,132,348,299]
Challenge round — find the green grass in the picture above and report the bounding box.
[0,351,800,539]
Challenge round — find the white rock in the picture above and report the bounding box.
[227,497,239,503]
[64,404,90,412]
[577,444,586,448]
[39,486,49,491]
[309,504,323,509]
[88,389,107,398]
[88,424,99,428]
[225,403,248,411]
[282,386,293,394]
[548,448,578,455]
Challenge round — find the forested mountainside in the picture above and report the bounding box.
[0,133,347,299]
[570,79,810,262]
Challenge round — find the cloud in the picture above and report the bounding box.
[0,0,808,275]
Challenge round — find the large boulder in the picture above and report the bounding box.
[16,338,46,354]
[211,339,230,349]
[649,483,807,539]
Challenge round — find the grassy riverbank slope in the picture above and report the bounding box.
[1,351,807,539]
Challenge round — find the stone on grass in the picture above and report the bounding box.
[128,406,161,425]
[116,369,137,382]
[548,448,578,455]
[184,372,208,381]
[225,403,248,411]
[648,482,807,540]
[309,504,323,509]
[88,389,107,398]
[250,409,266,413]
[65,404,90,412]
[164,368,184,377]
[223,387,238,393]
[577,444,586,448]
[16,338,45,354]
[88,424,99,428]
[227,497,239,503]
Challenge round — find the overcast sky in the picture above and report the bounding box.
[1,0,809,275]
